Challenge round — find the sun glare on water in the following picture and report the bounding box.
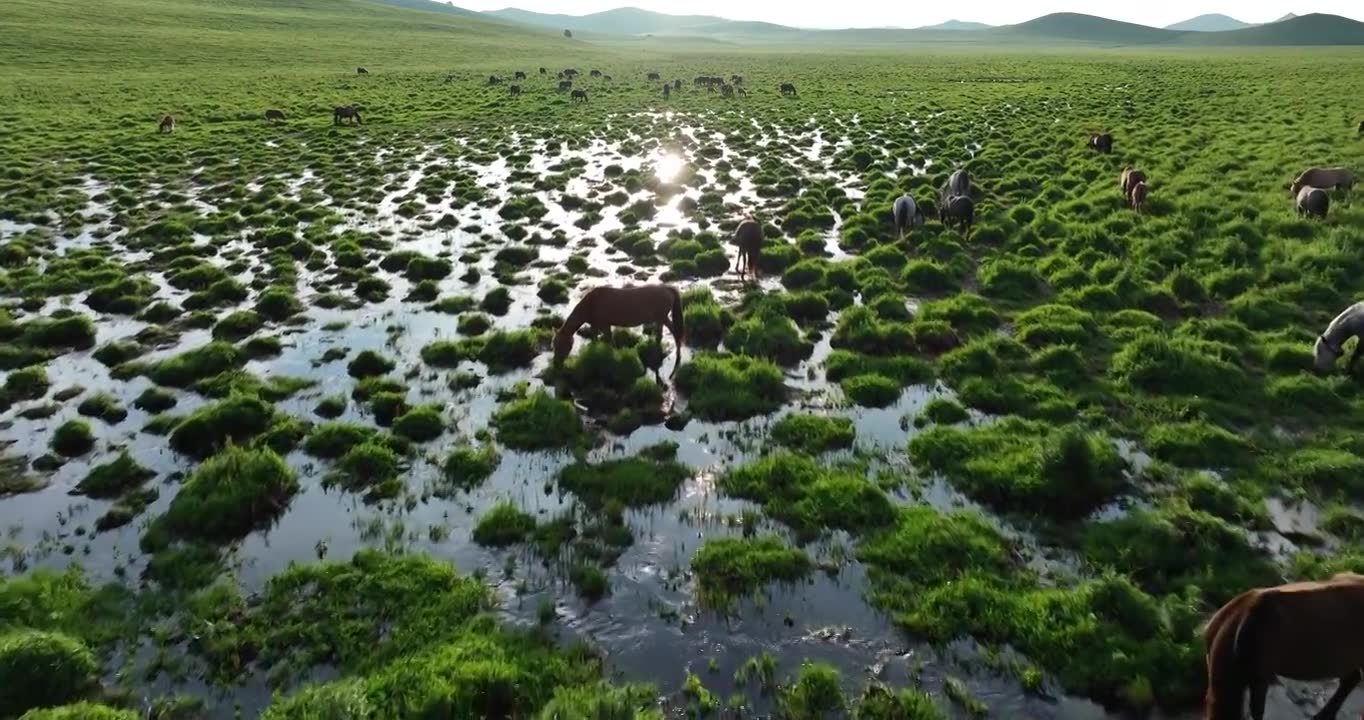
[654,153,684,183]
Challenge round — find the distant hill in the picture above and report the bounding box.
[369,0,483,17]
[993,12,1178,44]
[486,6,730,35]
[921,19,993,31]
[1274,13,1299,22]
[1181,13,1364,45]
[1165,13,1253,31]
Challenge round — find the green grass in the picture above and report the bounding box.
[0,630,99,718]
[771,413,855,454]
[492,390,585,451]
[691,535,811,609]
[472,501,537,547]
[143,446,298,548]
[557,442,691,509]
[721,453,894,539]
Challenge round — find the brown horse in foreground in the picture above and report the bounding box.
[733,218,763,282]
[1205,573,1364,720]
[553,285,685,374]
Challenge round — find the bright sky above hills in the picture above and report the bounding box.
[456,1,1364,28]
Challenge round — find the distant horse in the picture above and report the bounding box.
[333,105,362,125]
[603,75,612,82]
[563,68,580,77]
[893,195,925,240]
[357,67,369,75]
[1291,167,1355,194]
[514,71,527,80]
[721,84,735,98]
[571,89,589,103]
[158,115,175,134]
[674,79,683,90]
[945,168,971,198]
[553,285,685,375]
[780,82,797,96]
[662,84,671,98]
[736,87,748,97]
[509,85,522,96]
[1088,132,1113,154]
[1204,573,1364,720]
[590,69,602,78]
[539,67,547,75]
[558,80,573,91]
[1313,301,1364,374]
[1129,181,1148,212]
[1297,186,1330,219]
[264,109,286,123]
[939,195,975,237]
[731,74,744,84]
[488,75,503,85]
[733,218,764,282]
[648,72,661,81]
[1120,166,1146,201]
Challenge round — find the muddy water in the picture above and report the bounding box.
[0,114,1346,719]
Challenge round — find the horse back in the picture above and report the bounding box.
[1250,579,1364,679]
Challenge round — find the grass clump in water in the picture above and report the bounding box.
[133,387,176,413]
[73,452,153,499]
[558,442,690,509]
[721,453,894,539]
[557,338,663,422]
[211,310,263,341]
[76,393,126,424]
[391,405,444,443]
[676,353,786,422]
[439,445,500,495]
[325,442,402,500]
[921,398,969,425]
[777,661,846,719]
[144,446,296,550]
[909,418,1126,521]
[3,365,49,402]
[841,374,901,408]
[1144,421,1251,468]
[723,305,813,366]
[17,703,140,720]
[51,420,95,457]
[473,501,537,547]
[347,350,395,378]
[302,422,407,459]
[0,630,99,718]
[691,535,811,609]
[771,414,854,454]
[1110,333,1246,400]
[148,342,245,387]
[168,395,273,459]
[492,390,584,451]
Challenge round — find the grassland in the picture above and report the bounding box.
[2,0,1364,716]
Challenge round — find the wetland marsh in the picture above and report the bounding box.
[3,0,1364,717]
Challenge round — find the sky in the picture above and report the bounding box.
[453,0,1364,28]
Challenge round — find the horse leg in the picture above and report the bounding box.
[1313,672,1361,720]
[1249,679,1269,720]
[664,318,682,376]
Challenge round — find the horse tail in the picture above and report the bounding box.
[670,286,685,346]
[1206,593,1271,720]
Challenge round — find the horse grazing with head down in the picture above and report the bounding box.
[571,89,589,103]
[1204,574,1364,720]
[558,80,573,91]
[158,115,175,134]
[647,72,661,81]
[939,195,975,238]
[514,71,527,80]
[1313,301,1364,375]
[333,105,362,125]
[508,85,522,97]
[356,67,369,75]
[733,218,764,282]
[1291,167,1355,195]
[1088,132,1113,154]
[553,285,685,376]
[780,82,797,97]
[265,109,286,123]
[1297,186,1330,219]
[893,195,925,240]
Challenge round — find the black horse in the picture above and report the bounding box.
[333,105,362,125]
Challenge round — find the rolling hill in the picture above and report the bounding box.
[1165,13,1253,32]
[1181,13,1364,45]
[921,20,994,31]
[992,12,1179,44]
[486,6,731,35]
[370,0,484,17]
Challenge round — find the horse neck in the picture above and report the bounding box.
[558,297,593,338]
[1326,305,1364,344]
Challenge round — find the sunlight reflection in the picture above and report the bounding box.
[653,153,684,183]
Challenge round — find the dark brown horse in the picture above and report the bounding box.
[720,84,735,98]
[1120,166,1146,201]
[553,285,685,374]
[558,80,573,91]
[539,67,547,75]
[158,115,175,134]
[780,82,797,96]
[356,67,368,75]
[333,105,362,125]
[662,84,671,98]
[648,72,661,81]
[509,85,522,96]
[674,79,683,91]
[590,69,602,78]
[1089,132,1113,154]
[1129,181,1148,212]
[264,109,286,123]
[571,89,589,103]
[514,71,527,80]
[733,218,763,282]
[1205,574,1364,720]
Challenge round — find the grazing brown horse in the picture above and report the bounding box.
[662,84,671,98]
[539,67,547,75]
[720,84,735,98]
[508,85,522,96]
[356,67,368,75]
[1129,181,1149,212]
[1291,167,1355,195]
[1205,574,1364,720]
[158,115,175,134]
[780,82,797,96]
[733,218,764,282]
[1297,186,1330,219]
[571,89,589,103]
[590,69,602,78]
[647,72,661,81]
[1120,166,1145,199]
[514,71,527,80]
[1088,132,1113,154]
[558,80,573,91]
[553,285,685,374]
[674,79,683,91]
[264,109,286,123]
[333,105,362,125]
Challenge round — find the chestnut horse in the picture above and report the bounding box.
[553,285,685,374]
[1205,574,1364,720]
[733,218,764,282]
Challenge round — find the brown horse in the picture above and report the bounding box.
[265,109,286,123]
[333,105,362,125]
[733,218,763,282]
[1130,181,1149,212]
[1089,132,1113,154]
[1120,166,1146,199]
[1291,167,1355,195]
[356,67,368,75]
[553,285,685,374]
[158,115,175,134]
[508,85,522,96]
[780,82,797,97]
[647,72,661,81]
[571,89,589,103]
[1205,574,1364,720]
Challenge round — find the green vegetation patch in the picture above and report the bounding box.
[168,394,274,458]
[472,501,537,547]
[0,630,99,718]
[676,353,786,422]
[721,453,893,539]
[691,535,811,609]
[492,389,585,451]
[143,446,297,549]
[771,414,855,454]
[557,442,691,509]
